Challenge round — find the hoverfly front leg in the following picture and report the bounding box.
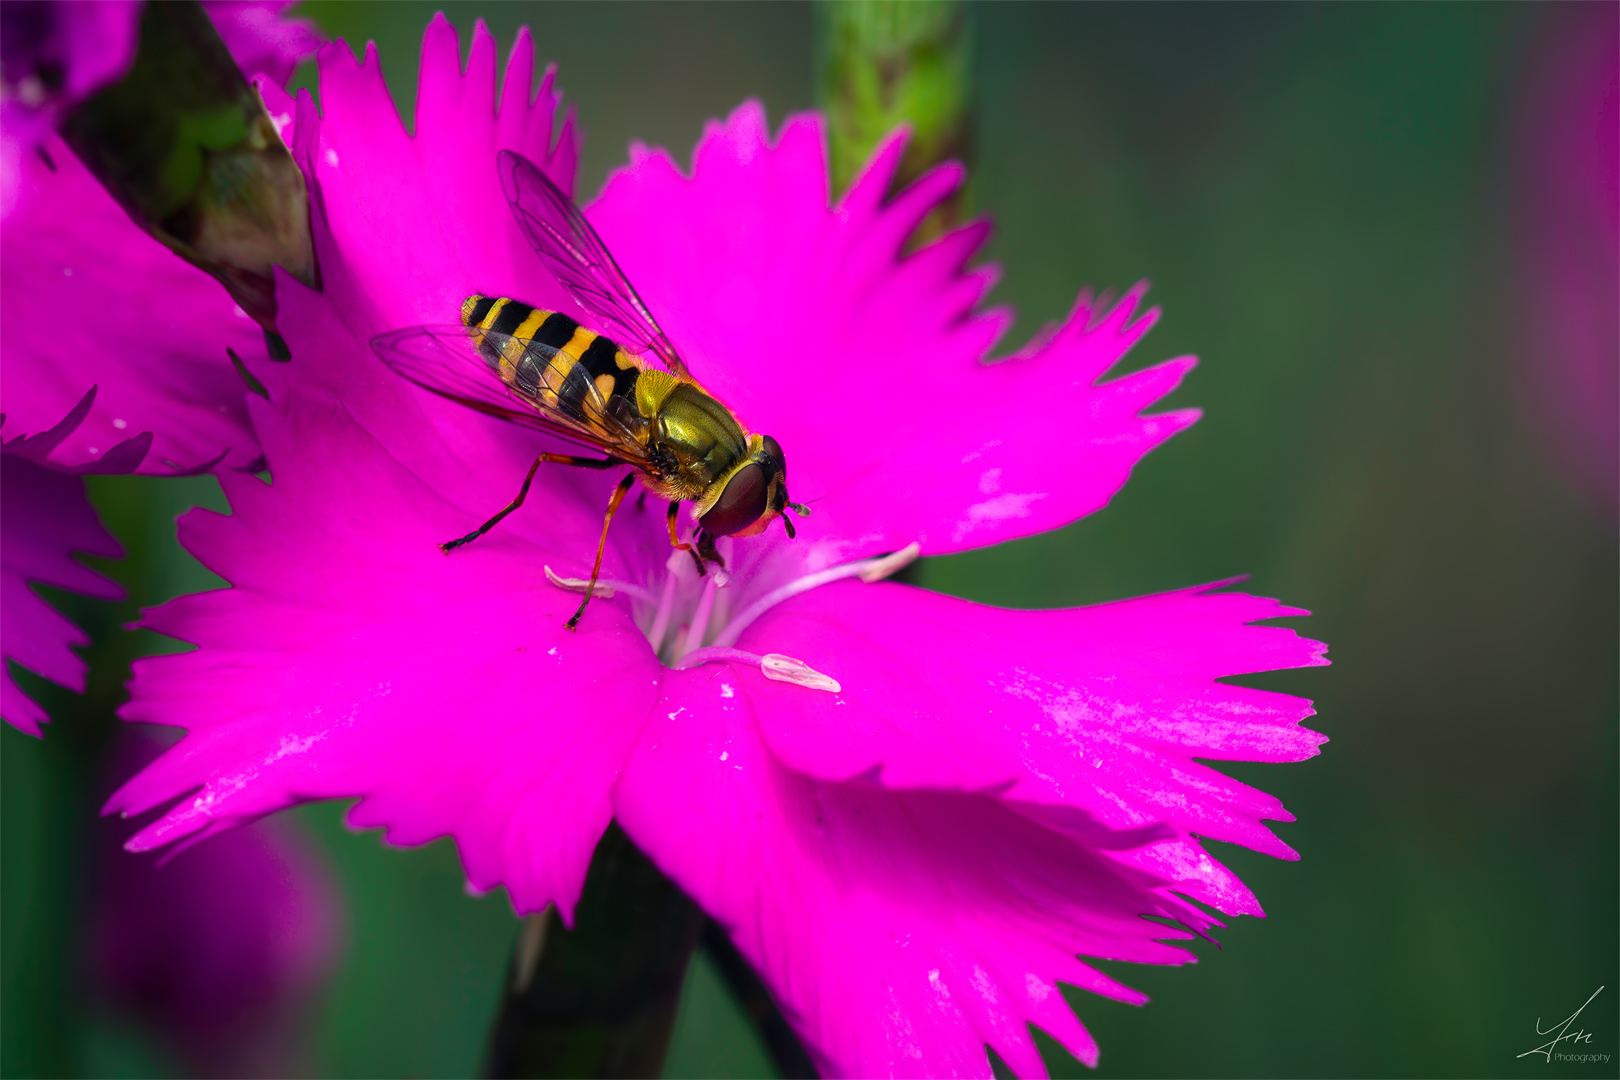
[696,530,725,569]
[666,500,707,577]
[568,472,638,630]
[441,453,618,553]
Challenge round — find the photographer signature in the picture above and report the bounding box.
[1518,986,1605,1063]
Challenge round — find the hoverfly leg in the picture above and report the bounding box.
[567,472,637,630]
[442,454,619,554]
[636,490,648,512]
[441,456,544,553]
[665,501,707,576]
[696,530,725,569]
[538,453,621,470]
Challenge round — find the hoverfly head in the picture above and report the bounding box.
[697,435,794,540]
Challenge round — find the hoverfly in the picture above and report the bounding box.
[371,150,806,629]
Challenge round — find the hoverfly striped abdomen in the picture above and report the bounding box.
[461,294,642,423]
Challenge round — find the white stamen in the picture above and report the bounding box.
[681,575,725,661]
[646,567,680,654]
[858,541,921,583]
[543,566,658,605]
[672,647,840,694]
[544,565,614,598]
[714,542,924,648]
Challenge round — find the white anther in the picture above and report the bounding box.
[761,653,841,693]
[858,541,921,583]
[712,567,733,588]
[674,647,843,694]
[544,565,614,598]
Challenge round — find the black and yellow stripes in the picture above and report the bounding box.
[461,294,642,419]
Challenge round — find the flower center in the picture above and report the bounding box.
[545,541,920,692]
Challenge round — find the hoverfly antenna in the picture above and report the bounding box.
[787,502,811,517]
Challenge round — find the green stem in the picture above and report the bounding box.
[699,918,819,1078]
[816,0,973,243]
[482,824,702,1079]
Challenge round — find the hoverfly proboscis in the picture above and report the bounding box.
[371,150,807,629]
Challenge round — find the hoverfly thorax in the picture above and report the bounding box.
[650,382,749,489]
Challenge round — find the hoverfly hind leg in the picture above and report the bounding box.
[442,454,619,554]
[441,456,544,553]
[567,472,637,630]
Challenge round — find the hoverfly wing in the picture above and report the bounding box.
[370,324,649,463]
[497,149,691,380]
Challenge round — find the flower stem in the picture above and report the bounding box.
[699,918,819,1078]
[483,823,702,1078]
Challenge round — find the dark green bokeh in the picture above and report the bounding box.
[4,4,1613,1078]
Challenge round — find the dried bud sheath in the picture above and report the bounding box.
[57,0,314,335]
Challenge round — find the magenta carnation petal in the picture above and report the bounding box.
[616,670,1209,1078]
[587,103,1200,560]
[307,17,580,342]
[740,581,1325,841]
[202,0,323,86]
[0,0,321,472]
[107,388,660,917]
[0,133,266,473]
[1,443,122,735]
[728,579,1326,917]
[264,18,587,489]
[0,0,140,219]
[106,20,640,918]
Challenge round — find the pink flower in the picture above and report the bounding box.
[1515,4,1618,519]
[1,135,269,476]
[110,17,1328,1076]
[0,396,124,735]
[0,2,321,730]
[0,0,140,220]
[202,0,323,88]
[87,728,343,1077]
[0,1,318,219]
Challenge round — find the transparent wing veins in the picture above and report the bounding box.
[370,324,650,465]
[498,149,691,380]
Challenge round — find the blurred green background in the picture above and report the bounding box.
[4,3,1614,1077]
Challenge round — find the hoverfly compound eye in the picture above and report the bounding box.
[699,463,769,537]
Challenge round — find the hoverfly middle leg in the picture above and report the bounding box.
[441,454,619,554]
[665,500,708,577]
[567,472,638,630]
